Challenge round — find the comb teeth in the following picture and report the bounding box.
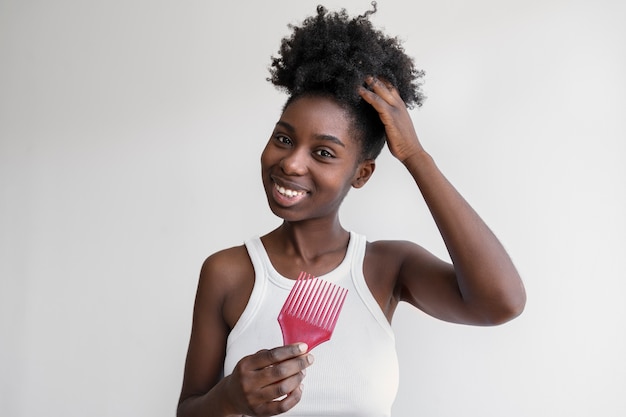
[282,271,348,330]
[278,271,349,350]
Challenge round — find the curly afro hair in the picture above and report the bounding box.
[268,2,425,160]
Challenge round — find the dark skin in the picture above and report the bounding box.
[177,77,526,417]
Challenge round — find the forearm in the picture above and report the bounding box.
[403,150,526,323]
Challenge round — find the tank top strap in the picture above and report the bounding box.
[228,237,270,343]
[348,232,396,340]
[244,236,268,279]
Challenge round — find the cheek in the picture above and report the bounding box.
[260,142,273,167]
[319,170,356,195]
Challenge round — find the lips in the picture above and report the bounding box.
[274,183,306,198]
[269,176,309,207]
[271,175,309,194]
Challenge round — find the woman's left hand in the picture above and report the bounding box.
[358,76,423,162]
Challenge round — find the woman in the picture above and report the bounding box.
[177,4,526,416]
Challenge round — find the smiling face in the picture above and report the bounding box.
[261,94,375,224]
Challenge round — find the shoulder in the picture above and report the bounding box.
[364,239,451,287]
[361,239,432,319]
[198,244,254,291]
[366,239,429,263]
[197,244,255,329]
[200,245,253,284]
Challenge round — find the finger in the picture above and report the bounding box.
[251,343,309,370]
[254,384,304,416]
[271,384,304,413]
[359,85,390,112]
[364,76,399,102]
[252,354,312,400]
[369,77,406,108]
[260,369,306,402]
[230,355,310,415]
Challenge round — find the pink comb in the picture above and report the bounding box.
[278,271,348,351]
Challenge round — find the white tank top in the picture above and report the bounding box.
[223,231,399,416]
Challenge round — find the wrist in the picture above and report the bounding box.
[401,148,431,168]
[184,375,239,417]
[217,375,241,417]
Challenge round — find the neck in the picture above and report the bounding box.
[262,217,350,275]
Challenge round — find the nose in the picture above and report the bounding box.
[280,148,308,176]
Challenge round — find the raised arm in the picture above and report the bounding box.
[359,77,526,325]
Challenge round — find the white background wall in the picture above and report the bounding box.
[1,0,625,416]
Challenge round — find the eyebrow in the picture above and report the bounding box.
[275,121,346,147]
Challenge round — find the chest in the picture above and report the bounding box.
[223,271,399,416]
[224,251,400,331]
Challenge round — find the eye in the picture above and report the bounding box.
[274,134,293,146]
[315,149,335,158]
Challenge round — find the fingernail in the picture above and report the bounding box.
[298,343,308,353]
[306,354,314,365]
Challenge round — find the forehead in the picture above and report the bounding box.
[279,95,358,145]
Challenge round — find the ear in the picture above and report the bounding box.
[351,159,376,189]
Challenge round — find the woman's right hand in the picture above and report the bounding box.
[223,343,314,416]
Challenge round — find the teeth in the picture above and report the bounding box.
[275,183,305,197]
